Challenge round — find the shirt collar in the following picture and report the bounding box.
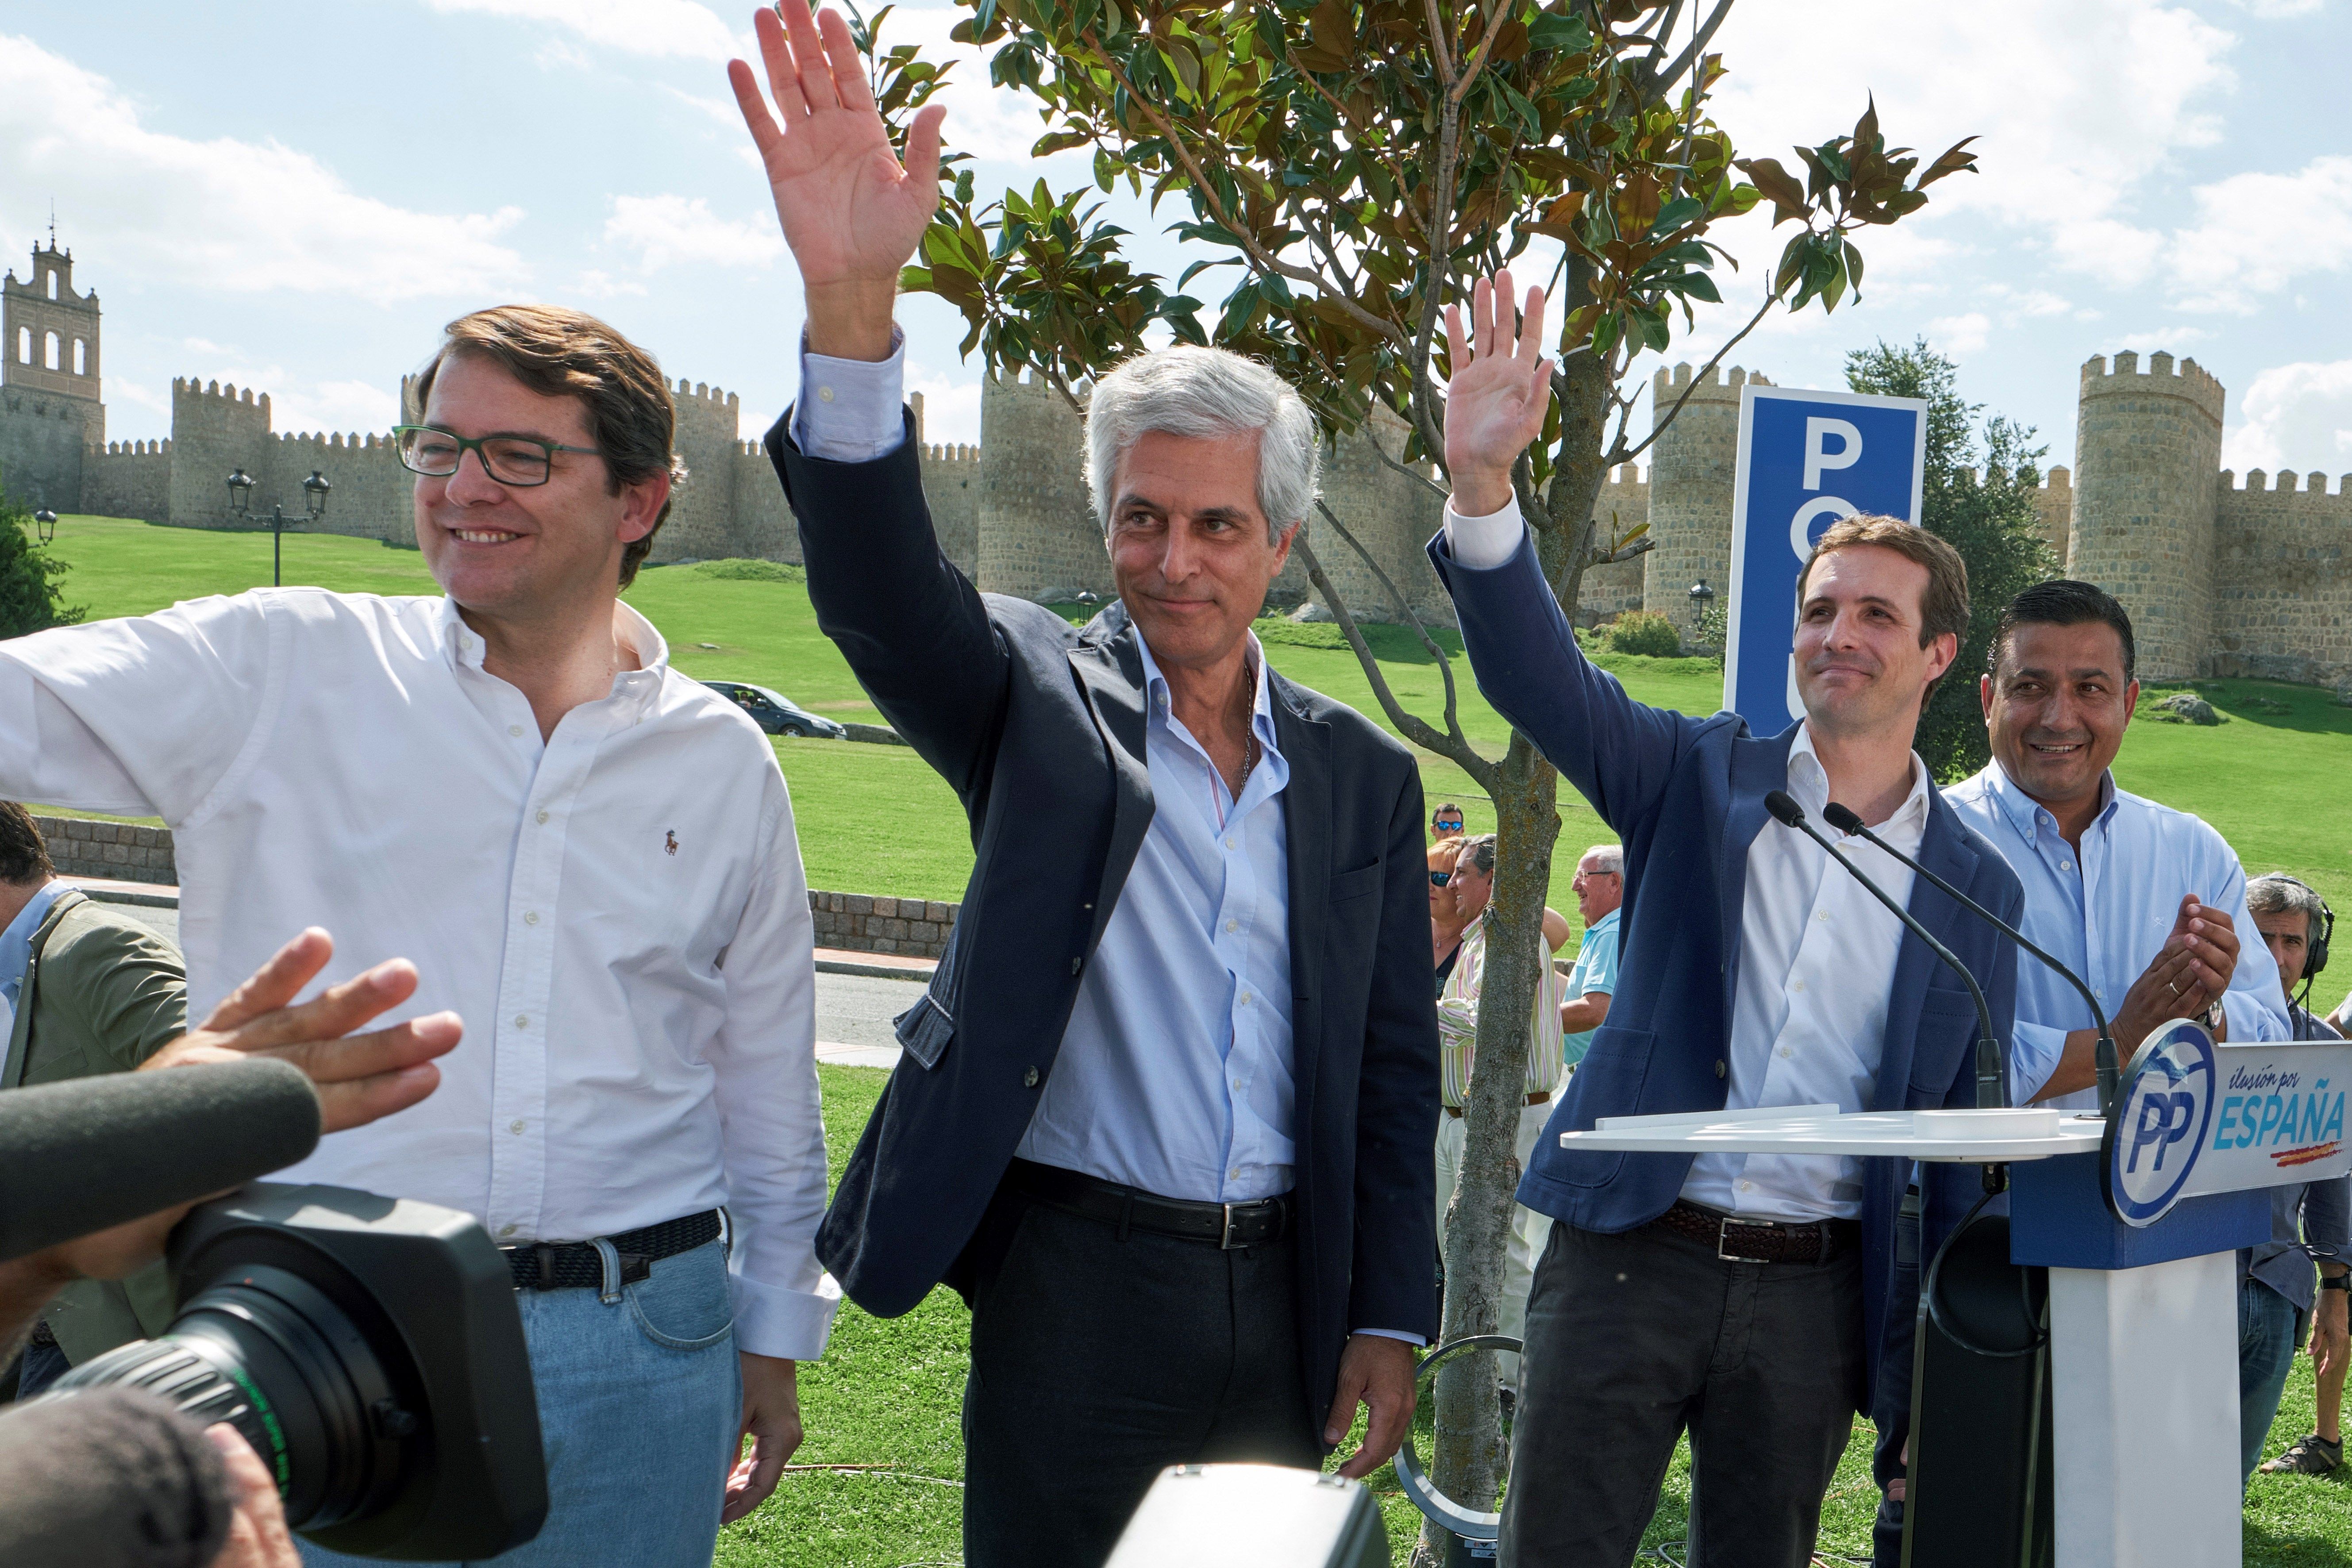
[436,597,673,711]
[0,880,65,999]
[1586,907,1621,936]
[1134,631,1282,757]
[1787,723,1931,834]
[1983,758,2117,844]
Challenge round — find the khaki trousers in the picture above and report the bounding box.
[1433,1095,1556,1385]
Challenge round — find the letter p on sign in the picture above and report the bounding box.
[1803,417,1863,491]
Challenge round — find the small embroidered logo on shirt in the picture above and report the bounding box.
[665,830,679,856]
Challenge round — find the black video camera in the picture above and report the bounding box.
[0,1059,546,1558]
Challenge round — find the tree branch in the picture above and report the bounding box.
[1365,420,1453,504]
[1447,5,1507,104]
[1407,94,1465,476]
[1282,51,1430,243]
[1313,497,1476,757]
[1650,0,1733,96]
[1081,36,1407,348]
[1422,0,1457,85]
[1293,531,1497,792]
[1610,285,1775,465]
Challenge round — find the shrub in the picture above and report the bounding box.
[693,558,804,582]
[1608,611,1682,658]
[0,490,82,638]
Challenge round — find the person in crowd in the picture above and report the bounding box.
[1944,580,2290,1111]
[0,803,188,1401]
[0,304,837,1566]
[1432,838,1468,992]
[729,8,1438,1564]
[1433,833,1569,1391]
[1426,269,2023,1567]
[1559,844,1624,1069]
[1432,802,1466,840]
[2243,873,2349,1478]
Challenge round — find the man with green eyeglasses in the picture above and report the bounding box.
[0,304,839,1567]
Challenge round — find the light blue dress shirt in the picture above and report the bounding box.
[1561,907,1620,1069]
[0,879,63,1038]
[1943,762,2291,1111]
[794,338,1301,1203]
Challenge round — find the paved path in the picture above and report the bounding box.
[67,881,912,1070]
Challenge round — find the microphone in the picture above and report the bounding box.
[1763,790,2009,1111]
[0,1058,320,1262]
[1823,799,2121,1120]
[0,1386,236,1568]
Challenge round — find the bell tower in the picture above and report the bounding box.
[2,231,105,446]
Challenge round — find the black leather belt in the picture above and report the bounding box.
[1652,1198,1859,1266]
[500,1210,722,1292]
[1007,1158,1290,1249]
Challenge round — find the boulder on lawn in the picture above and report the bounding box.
[2154,692,2224,725]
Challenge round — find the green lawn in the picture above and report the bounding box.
[28,514,2352,1563]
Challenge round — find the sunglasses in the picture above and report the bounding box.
[1433,821,1463,833]
[1428,871,1453,888]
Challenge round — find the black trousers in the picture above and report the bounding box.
[1501,1218,1867,1568]
[961,1178,1323,1568]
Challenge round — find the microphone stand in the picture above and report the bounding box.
[1764,791,2011,1195]
[1822,800,2122,1123]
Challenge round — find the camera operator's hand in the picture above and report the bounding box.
[140,927,460,1133]
[205,1424,301,1568]
[0,1204,216,1356]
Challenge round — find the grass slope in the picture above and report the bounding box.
[34,516,2352,1561]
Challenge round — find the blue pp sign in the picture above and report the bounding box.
[1723,386,1928,733]
[2102,1019,2219,1227]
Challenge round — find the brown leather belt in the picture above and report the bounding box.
[1444,1090,1551,1120]
[1651,1198,1859,1266]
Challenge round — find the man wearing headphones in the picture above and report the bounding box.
[2244,873,2348,1479]
[1944,581,2292,1113]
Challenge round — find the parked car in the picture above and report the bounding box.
[701,681,847,739]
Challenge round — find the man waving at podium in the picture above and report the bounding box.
[1426,275,2025,1567]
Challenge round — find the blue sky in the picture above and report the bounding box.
[3,0,2346,478]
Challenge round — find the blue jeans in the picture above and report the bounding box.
[2240,1277,2303,1482]
[301,1237,741,1568]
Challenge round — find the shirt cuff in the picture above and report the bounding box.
[1443,493,1526,572]
[727,1265,844,1360]
[792,327,910,463]
[1355,1327,1428,1347]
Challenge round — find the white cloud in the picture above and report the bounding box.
[420,0,739,61]
[2224,359,2352,475]
[0,35,528,301]
[1927,312,1992,355]
[2113,325,2212,352]
[275,378,402,438]
[909,364,980,444]
[2162,155,2352,312]
[2218,0,2323,15]
[602,193,784,272]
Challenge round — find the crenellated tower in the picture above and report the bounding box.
[1642,364,1766,632]
[2066,351,2227,681]
[0,238,104,509]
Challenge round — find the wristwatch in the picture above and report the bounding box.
[2321,1276,2349,1294]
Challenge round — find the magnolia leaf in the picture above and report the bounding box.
[1527,10,1593,51]
[1735,157,1808,225]
[1916,136,1981,188]
[1649,194,1704,236]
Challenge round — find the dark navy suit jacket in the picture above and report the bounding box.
[768,411,1441,1425]
[1428,527,2024,1422]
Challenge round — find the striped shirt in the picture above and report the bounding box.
[1436,917,1569,1107]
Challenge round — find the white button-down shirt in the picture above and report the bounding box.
[0,589,839,1358]
[1681,724,1929,1221]
[1446,497,1934,1222]
[1016,632,1297,1203]
[1944,762,2289,1111]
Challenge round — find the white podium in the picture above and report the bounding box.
[1560,1021,2352,1568]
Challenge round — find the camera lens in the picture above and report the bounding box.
[49,1263,412,1531]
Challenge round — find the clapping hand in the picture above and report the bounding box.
[2113,895,2240,1050]
[728,0,946,361]
[1443,269,1555,517]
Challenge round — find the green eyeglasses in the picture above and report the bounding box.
[393,425,601,488]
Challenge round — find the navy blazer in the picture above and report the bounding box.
[768,412,1442,1425]
[1428,527,2023,1422]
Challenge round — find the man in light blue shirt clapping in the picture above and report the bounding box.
[1944,581,2290,1110]
[1559,845,1622,1069]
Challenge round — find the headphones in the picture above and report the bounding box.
[2265,874,2333,986]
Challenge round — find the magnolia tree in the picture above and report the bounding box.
[843,0,1973,1545]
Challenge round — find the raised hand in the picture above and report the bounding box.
[1443,269,1555,517]
[138,927,458,1134]
[728,0,946,360]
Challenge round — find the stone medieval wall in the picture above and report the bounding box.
[2208,469,2352,690]
[0,389,89,511]
[166,378,273,531]
[975,370,1110,602]
[82,438,171,522]
[1642,365,1761,624]
[1575,463,1651,625]
[2065,351,2226,682]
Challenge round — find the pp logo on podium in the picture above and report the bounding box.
[2102,1020,2219,1227]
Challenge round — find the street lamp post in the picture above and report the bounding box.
[31,508,56,545]
[1687,578,1716,649]
[227,469,331,587]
